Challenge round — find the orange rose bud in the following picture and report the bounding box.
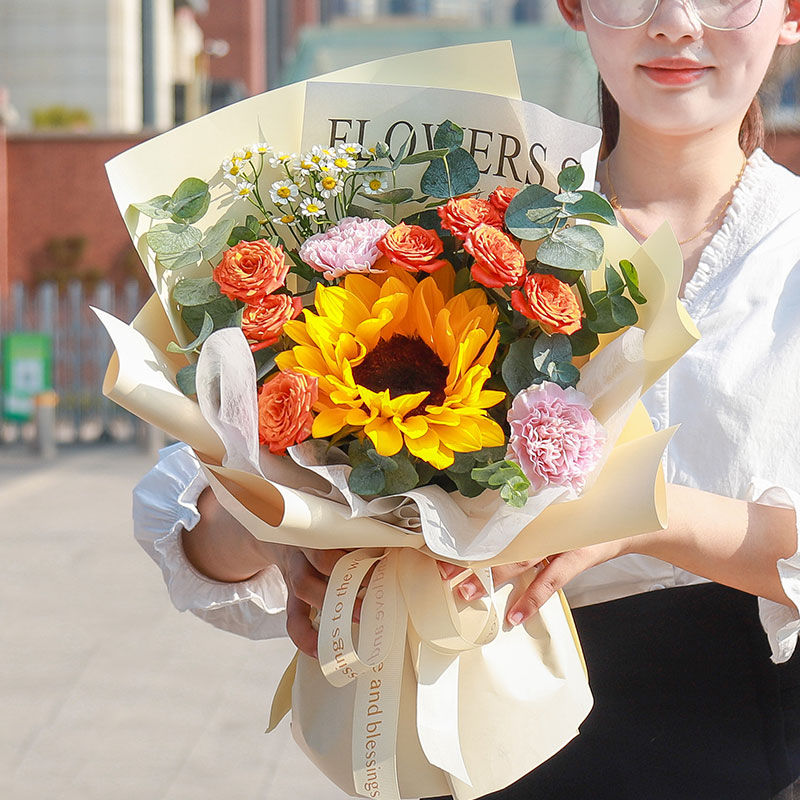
[242,294,302,351]
[257,371,318,455]
[376,222,448,274]
[437,197,503,240]
[511,273,583,336]
[213,239,289,304]
[488,185,519,214]
[463,223,526,289]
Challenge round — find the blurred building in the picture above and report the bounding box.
[0,0,189,133]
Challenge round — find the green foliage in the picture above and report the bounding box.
[253,346,278,382]
[176,364,197,396]
[619,259,647,304]
[172,276,223,306]
[180,295,239,335]
[167,311,214,354]
[501,337,545,395]
[562,193,617,225]
[505,184,560,241]
[146,223,203,256]
[361,187,415,205]
[169,178,211,224]
[536,224,605,271]
[399,148,450,165]
[433,120,465,151]
[347,441,420,497]
[31,105,92,130]
[569,324,600,357]
[471,460,531,508]
[557,164,585,193]
[420,120,480,199]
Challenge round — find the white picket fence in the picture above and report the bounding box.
[0,280,150,445]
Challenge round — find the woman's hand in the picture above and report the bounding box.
[440,537,631,626]
[184,487,347,659]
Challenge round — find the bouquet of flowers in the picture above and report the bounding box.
[95,43,699,800]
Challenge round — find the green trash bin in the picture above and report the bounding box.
[2,333,54,422]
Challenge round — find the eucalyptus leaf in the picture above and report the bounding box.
[585,295,618,334]
[547,361,581,388]
[563,192,617,225]
[353,163,394,174]
[176,364,197,396]
[610,293,638,327]
[375,141,391,159]
[536,224,605,271]
[420,148,480,199]
[501,338,545,395]
[532,333,573,373]
[172,276,223,307]
[400,148,450,165]
[557,164,585,193]
[576,276,597,320]
[228,225,259,246]
[433,120,464,151]
[157,247,202,271]
[166,311,213,354]
[146,223,203,255]
[530,262,584,285]
[500,475,531,508]
[554,191,582,204]
[367,450,398,472]
[605,263,626,296]
[131,195,172,220]
[348,461,386,496]
[245,215,261,234]
[346,203,377,219]
[473,445,508,463]
[201,217,237,260]
[360,187,414,205]
[181,295,239,335]
[391,133,413,168]
[253,346,277,381]
[448,469,485,498]
[448,452,478,474]
[382,453,419,494]
[169,177,210,224]
[505,184,560,241]
[620,259,647,304]
[569,324,600,357]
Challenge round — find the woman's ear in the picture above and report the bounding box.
[778,0,800,46]
[556,0,586,31]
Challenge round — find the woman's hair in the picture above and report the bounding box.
[597,77,766,158]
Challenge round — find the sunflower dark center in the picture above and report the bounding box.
[352,335,448,413]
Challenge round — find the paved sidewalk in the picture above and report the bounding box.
[0,444,351,800]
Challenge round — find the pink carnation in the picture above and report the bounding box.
[298,216,392,280]
[507,382,606,494]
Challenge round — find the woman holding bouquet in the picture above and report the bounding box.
[133,0,800,797]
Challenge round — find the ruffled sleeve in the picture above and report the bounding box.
[749,480,800,663]
[132,442,288,640]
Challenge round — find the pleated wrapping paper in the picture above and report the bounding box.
[95,43,700,799]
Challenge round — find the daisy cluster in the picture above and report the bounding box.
[218,141,386,237]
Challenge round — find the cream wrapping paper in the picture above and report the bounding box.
[95,42,701,800]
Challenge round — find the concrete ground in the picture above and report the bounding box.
[0,442,351,800]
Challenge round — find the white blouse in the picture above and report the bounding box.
[132,149,800,663]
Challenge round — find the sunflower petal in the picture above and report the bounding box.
[364,417,404,456]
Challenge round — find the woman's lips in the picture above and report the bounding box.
[639,61,711,86]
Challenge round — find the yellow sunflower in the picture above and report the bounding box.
[274,264,506,469]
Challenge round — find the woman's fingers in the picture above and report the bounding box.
[286,592,318,658]
[506,551,586,626]
[452,560,540,601]
[303,548,350,577]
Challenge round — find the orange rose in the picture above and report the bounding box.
[463,224,526,288]
[511,273,582,335]
[213,239,289,304]
[376,223,448,273]
[488,185,519,214]
[242,294,302,351]
[257,371,318,455]
[437,197,503,240]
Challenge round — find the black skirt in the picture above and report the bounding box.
[426,583,800,800]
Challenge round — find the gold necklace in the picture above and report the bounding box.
[605,155,747,246]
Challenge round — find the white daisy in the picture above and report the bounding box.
[311,145,337,163]
[272,212,298,227]
[269,151,296,169]
[222,158,244,180]
[296,155,319,176]
[236,180,255,197]
[337,142,363,158]
[299,197,326,219]
[330,154,356,172]
[361,173,390,195]
[270,179,300,205]
[316,173,344,199]
[251,142,271,156]
[236,145,256,161]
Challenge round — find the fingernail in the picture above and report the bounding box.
[438,563,450,579]
[508,611,524,626]
[459,583,476,600]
